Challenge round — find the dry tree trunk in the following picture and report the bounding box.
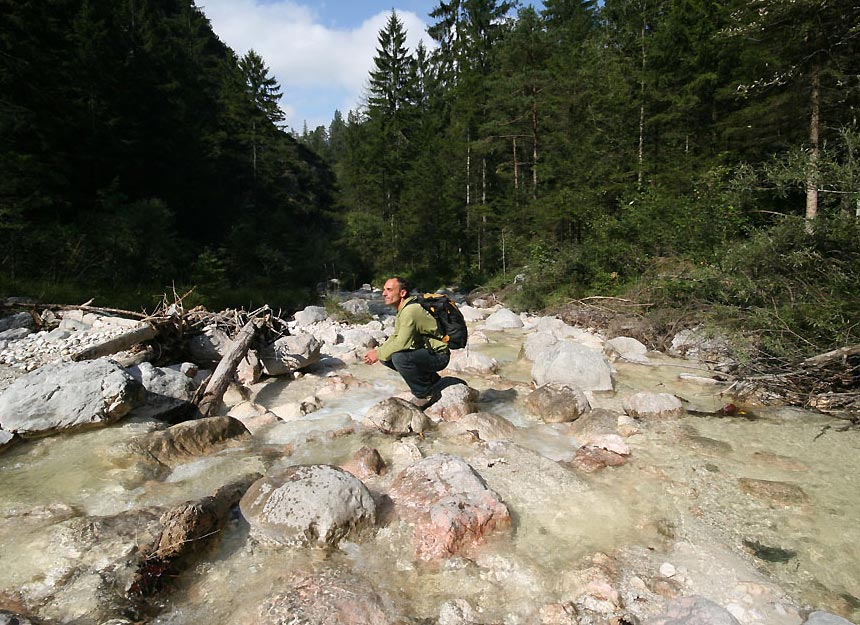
[72,324,159,361]
[196,316,267,418]
[802,344,860,367]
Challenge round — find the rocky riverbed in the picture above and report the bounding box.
[0,293,857,625]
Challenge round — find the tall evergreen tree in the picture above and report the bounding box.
[364,11,418,268]
[239,49,285,181]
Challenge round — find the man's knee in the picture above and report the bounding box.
[390,350,410,371]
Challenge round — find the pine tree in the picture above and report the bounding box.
[239,49,285,180]
[365,11,419,267]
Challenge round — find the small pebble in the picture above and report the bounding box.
[658,562,676,578]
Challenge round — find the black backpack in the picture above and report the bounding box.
[409,293,468,349]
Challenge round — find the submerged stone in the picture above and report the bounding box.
[257,568,401,625]
[742,539,797,563]
[738,478,810,506]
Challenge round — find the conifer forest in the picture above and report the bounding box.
[2,0,860,359]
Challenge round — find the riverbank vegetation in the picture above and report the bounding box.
[2,0,859,367]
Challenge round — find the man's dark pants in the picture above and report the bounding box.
[382,348,450,398]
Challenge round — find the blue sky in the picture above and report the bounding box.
[197,0,541,133]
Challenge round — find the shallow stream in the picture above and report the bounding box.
[0,327,858,624]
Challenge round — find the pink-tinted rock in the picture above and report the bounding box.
[568,446,628,473]
[388,453,511,560]
[540,602,579,625]
[341,446,386,480]
[236,349,262,386]
[582,434,630,456]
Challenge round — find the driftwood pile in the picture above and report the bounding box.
[2,294,292,420]
[731,345,860,424]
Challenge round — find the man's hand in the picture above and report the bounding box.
[363,349,379,365]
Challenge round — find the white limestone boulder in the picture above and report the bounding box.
[0,311,37,333]
[529,316,579,338]
[446,349,499,375]
[240,464,376,548]
[623,391,686,419]
[0,359,141,437]
[483,308,524,330]
[338,298,369,316]
[126,362,198,420]
[521,331,560,362]
[188,324,231,365]
[341,328,378,350]
[459,305,488,322]
[259,334,322,376]
[604,336,649,363]
[293,305,328,327]
[531,341,614,392]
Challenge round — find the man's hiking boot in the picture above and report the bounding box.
[409,390,441,409]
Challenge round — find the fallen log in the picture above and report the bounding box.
[802,344,860,368]
[196,316,267,418]
[72,323,160,361]
[111,344,159,368]
[1,298,149,319]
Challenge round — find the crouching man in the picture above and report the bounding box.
[363,276,449,408]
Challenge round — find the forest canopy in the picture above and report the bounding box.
[1,0,337,309]
[2,0,860,359]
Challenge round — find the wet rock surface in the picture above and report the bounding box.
[388,453,511,560]
[526,383,592,423]
[737,478,810,506]
[240,464,377,548]
[364,397,431,435]
[0,359,142,437]
[256,568,402,625]
[125,415,252,467]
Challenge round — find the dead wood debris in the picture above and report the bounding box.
[3,291,293,407]
[553,299,860,423]
[731,346,860,423]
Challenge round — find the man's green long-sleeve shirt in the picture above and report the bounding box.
[377,296,449,362]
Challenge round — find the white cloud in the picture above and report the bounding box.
[197,0,432,128]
